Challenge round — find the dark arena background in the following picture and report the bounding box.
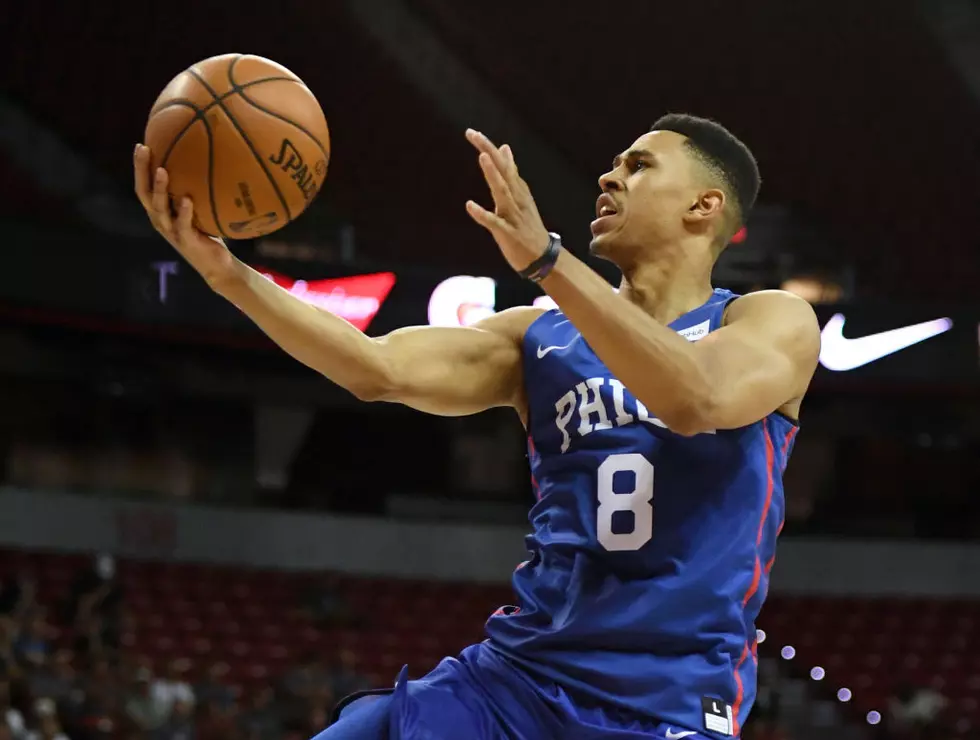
[2,1,980,739]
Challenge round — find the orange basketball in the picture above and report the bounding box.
[144,54,330,240]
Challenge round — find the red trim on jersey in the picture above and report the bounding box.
[733,421,777,735]
[780,426,798,470]
[756,424,776,548]
[765,520,784,575]
[731,643,751,736]
[764,554,777,575]
[742,558,762,608]
[528,435,542,500]
[742,423,775,606]
[766,429,793,572]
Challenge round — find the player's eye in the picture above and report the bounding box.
[630,160,647,172]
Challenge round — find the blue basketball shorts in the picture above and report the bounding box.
[311,641,714,740]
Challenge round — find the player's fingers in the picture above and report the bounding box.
[149,167,170,215]
[174,197,196,243]
[478,152,513,209]
[467,129,511,181]
[148,167,174,232]
[500,144,518,177]
[133,144,154,211]
[499,144,534,204]
[465,200,507,231]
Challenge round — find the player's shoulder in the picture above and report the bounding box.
[723,289,819,331]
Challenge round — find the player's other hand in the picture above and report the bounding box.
[134,144,237,292]
[464,129,551,274]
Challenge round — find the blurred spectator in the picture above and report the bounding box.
[195,700,237,740]
[14,613,50,670]
[299,575,360,630]
[302,704,329,738]
[193,664,234,711]
[26,650,78,710]
[0,677,27,740]
[887,681,949,736]
[84,658,121,709]
[67,555,123,660]
[237,687,280,740]
[25,699,67,740]
[328,650,368,700]
[150,659,194,716]
[123,668,168,734]
[154,697,194,740]
[70,681,116,740]
[280,659,330,705]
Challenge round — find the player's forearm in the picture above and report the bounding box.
[539,251,713,434]
[215,259,390,399]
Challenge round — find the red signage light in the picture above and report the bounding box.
[255,269,396,331]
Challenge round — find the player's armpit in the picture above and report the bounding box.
[368,306,541,417]
[688,290,821,432]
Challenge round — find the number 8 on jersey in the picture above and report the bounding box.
[596,453,654,552]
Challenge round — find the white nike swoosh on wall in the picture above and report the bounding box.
[819,313,953,371]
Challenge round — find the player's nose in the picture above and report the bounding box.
[598,169,623,193]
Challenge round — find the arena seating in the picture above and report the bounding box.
[759,594,980,732]
[2,547,978,733]
[0,547,503,687]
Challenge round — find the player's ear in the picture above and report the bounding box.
[683,189,725,225]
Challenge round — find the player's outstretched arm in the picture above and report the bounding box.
[223,265,535,416]
[134,145,536,417]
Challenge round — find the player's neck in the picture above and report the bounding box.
[617,245,714,325]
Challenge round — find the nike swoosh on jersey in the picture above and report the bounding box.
[819,313,953,371]
[536,334,581,358]
[664,731,697,740]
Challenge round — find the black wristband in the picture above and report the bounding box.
[518,232,562,283]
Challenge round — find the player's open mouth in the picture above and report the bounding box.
[594,193,619,219]
[591,193,620,234]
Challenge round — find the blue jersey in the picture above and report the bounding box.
[484,289,799,738]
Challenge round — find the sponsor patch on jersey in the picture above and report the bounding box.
[701,696,734,736]
[678,320,711,342]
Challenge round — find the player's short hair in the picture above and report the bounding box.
[650,113,760,231]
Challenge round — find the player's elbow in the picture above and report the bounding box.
[347,380,388,403]
[346,367,398,403]
[340,341,397,403]
[660,394,719,437]
[662,411,709,438]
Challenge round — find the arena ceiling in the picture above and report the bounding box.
[2,0,977,300]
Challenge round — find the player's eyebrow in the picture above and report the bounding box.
[611,149,654,170]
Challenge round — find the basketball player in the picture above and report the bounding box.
[133,114,821,739]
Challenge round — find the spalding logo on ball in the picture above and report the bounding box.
[145,53,331,240]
